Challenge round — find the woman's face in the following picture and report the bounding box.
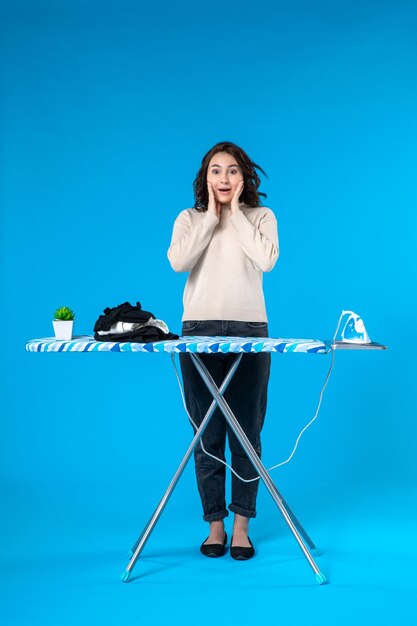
[207,152,243,205]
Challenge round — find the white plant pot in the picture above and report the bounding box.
[53,319,74,340]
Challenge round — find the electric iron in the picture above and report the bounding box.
[333,310,372,344]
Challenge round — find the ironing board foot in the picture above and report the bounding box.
[121,570,131,583]
[315,572,327,585]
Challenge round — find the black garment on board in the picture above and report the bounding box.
[93,301,179,342]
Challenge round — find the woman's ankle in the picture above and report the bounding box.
[233,513,249,534]
[203,520,225,544]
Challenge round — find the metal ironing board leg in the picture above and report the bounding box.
[121,353,244,582]
[189,352,327,585]
[122,349,325,584]
[275,492,320,554]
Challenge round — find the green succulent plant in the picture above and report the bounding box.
[53,306,75,321]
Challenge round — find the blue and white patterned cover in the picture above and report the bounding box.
[26,335,330,354]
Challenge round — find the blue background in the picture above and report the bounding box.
[1,0,416,624]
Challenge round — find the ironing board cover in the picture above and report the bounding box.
[26,335,330,354]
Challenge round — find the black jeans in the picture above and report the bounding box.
[179,320,271,522]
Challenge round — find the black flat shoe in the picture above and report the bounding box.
[200,531,228,558]
[230,536,255,560]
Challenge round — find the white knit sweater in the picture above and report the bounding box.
[167,203,279,322]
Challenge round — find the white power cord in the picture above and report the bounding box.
[170,346,335,483]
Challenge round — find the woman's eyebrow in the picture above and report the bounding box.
[210,164,240,168]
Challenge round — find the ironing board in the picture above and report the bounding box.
[26,334,387,585]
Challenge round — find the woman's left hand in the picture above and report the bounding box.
[230,180,244,214]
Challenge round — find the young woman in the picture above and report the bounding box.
[167,141,279,560]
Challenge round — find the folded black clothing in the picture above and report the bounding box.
[94,301,154,332]
[94,325,179,343]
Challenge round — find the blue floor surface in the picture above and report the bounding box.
[1,483,416,626]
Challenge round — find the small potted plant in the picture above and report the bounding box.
[53,306,75,340]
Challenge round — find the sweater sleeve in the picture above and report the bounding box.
[167,210,220,272]
[229,209,279,272]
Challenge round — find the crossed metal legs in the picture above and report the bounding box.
[121,352,327,585]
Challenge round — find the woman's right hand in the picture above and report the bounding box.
[207,181,221,218]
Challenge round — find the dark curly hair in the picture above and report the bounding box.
[193,141,268,211]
